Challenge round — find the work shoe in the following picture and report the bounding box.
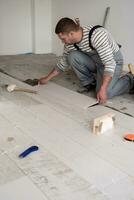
[128,72,134,94]
[128,64,134,94]
[77,83,96,93]
[129,88,134,94]
[129,78,134,94]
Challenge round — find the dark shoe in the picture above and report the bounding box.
[129,86,134,94]
[84,83,96,91]
[77,83,96,93]
[127,72,134,94]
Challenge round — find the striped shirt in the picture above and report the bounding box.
[56,26,119,76]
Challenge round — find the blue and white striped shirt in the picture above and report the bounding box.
[56,26,119,77]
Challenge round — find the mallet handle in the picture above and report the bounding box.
[14,88,37,94]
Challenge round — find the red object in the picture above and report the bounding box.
[124,134,134,142]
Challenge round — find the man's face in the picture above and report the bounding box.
[58,32,76,44]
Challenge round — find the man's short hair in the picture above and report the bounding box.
[55,17,80,34]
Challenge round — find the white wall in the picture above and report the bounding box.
[33,0,52,54]
[0,0,52,55]
[0,0,133,62]
[52,0,134,64]
[0,0,32,55]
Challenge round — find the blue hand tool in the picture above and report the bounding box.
[19,145,39,158]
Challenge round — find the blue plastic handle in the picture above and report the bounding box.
[19,145,39,158]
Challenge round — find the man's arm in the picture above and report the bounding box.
[97,75,112,104]
[38,68,60,85]
[38,44,72,85]
[92,28,118,103]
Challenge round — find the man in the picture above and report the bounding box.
[39,17,134,103]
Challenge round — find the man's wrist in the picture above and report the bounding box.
[100,85,107,91]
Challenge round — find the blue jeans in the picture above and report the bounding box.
[67,50,133,98]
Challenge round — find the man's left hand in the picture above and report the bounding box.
[97,87,107,104]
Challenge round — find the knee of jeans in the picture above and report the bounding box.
[67,50,80,65]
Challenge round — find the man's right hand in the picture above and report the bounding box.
[38,68,60,85]
[38,77,49,85]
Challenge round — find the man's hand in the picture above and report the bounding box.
[38,77,49,85]
[97,74,112,103]
[38,68,60,85]
[97,87,107,104]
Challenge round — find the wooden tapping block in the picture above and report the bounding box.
[93,113,115,134]
[128,63,134,75]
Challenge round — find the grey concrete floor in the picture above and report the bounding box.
[0,53,80,92]
[0,53,134,117]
